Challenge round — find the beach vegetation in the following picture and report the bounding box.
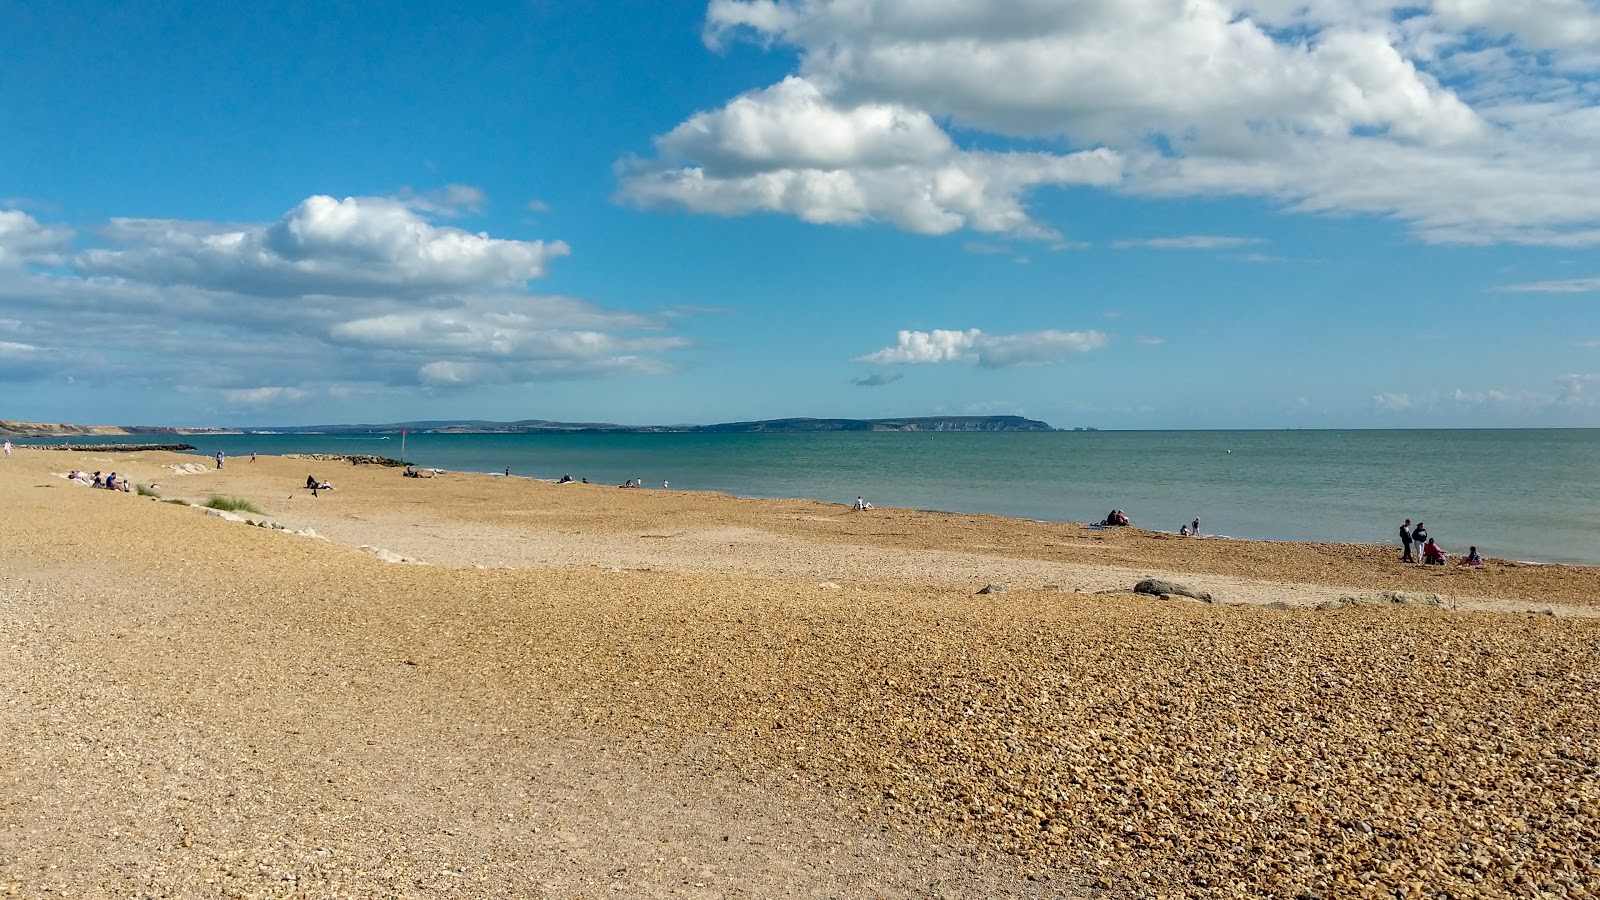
[205,495,264,515]
[162,498,188,505]
[136,484,159,497]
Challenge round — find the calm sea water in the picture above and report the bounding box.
[25,429,1600,566]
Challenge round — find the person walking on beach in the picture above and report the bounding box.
[3,440,11,457]
[1400,519,1414,563]
[250,451,257,463]
[215,450,225,469]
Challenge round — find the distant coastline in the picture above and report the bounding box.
[1,415,1055,437]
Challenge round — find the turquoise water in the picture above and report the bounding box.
[25,429,1600,565]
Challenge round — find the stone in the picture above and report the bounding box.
[976,584,1006,595]
[1133,579,1212,602]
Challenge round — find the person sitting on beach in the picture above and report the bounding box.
[558,474,573,484]
[853,496,874,511]
[120,479,132,492]
[1102,509,1130,527]
[105,472,117,491]
[91,471,103,488]
[1179,524,1190,536]
[1422,538,1446,565]
[1462,546,1483,567]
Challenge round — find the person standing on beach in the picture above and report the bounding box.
[3,440,11,457]
[215,450,225,469]
[1191,517,1201,536]
[1399,519,1414,563]
[1411,522,1429,559]
[250,451,257,463]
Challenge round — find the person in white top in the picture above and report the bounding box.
[3,440,11,457]
[853,496,874,511]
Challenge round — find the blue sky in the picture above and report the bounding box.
[2,0,1598,429]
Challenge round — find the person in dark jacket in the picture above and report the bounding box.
[1399,518,1414,562]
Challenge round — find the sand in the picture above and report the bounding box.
[3,448,1597,898]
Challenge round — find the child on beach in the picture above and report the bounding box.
[1462,546,1483,567]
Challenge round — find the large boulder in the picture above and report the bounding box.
[1133,578,1213,602]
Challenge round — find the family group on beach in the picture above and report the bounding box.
[1399,518,1482,566]
[66,469,135,492]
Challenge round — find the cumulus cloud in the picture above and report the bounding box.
[624,0,1600,244]
[855,327,1108,368]
[0,210,73,267]
[77,195,568,297]
[0,194,693,407]
[621,76,1123,237]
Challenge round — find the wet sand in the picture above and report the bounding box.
[3,448,1597,898]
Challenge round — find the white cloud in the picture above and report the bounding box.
[855,327,1108,367]
[1373,392,1415,412]
[1112,235,1267,249]
[851,368,903,386]
[0,210,73,267]
[394,184,487,216]
[1135,335,1166,345]
[621,76,1123,237]
[1499,276,1600,293]
[627,0,1600,244]
[77,195,569,298]
[224,386,310,406]
[1377,374,1600,414]
[0,196,693,401]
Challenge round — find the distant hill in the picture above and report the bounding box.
[3,415,1056,437]
[0,420,151,437]
[256,415,1056,434]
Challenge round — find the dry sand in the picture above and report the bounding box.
[3,448,1597,899]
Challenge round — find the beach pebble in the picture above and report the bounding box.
[816,581,840,590]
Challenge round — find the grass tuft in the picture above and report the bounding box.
[136,484,159,497]
[205,495,264,515]
[162,498,188,505]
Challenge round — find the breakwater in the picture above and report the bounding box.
[51,443,198,452]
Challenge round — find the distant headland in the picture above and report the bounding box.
[2,415,1056,436]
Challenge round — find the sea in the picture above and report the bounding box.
[20,429,1600,566]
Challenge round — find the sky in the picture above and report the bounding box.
[2,0,1598,430]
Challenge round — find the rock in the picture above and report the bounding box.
[1265,601,1293,611]
[1133,579,1212,602]
[817,581,840,590]
[202,508,246,523]
[359,545,424,564]
[976,583,1006,595]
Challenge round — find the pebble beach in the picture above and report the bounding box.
[3,448,1597,898]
